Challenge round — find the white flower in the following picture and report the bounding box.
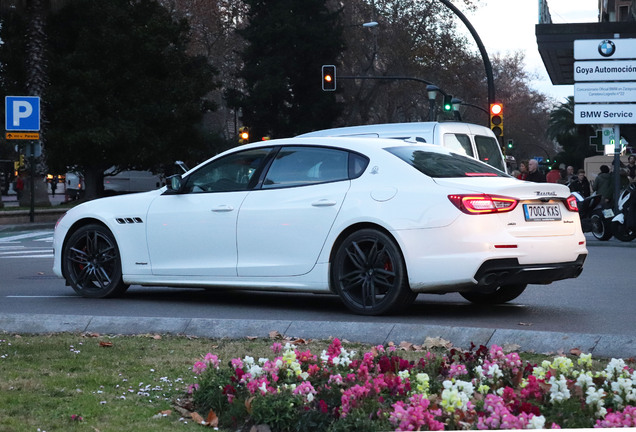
[575,372,594,390]
[486,364,503,380]
[526,414,546,429]
[604,358,628,380]
[548,375,571,403]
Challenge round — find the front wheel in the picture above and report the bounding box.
[63,224,129,298]
[590,210,612,241]
[331,229,416,315]
[460,284,527,305]
[612,221,636,242]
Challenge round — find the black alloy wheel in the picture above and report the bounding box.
[460,284,527,305]
[63,224,128,298]
[590,209,613,241]
[331,229,416,315]
[611,221,636,242]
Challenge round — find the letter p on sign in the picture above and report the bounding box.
[5,96,40,131]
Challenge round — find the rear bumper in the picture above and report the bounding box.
[473,254,587,288]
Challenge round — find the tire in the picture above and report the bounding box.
[590,210,613,241]
[612,221,636,242]
[330,229,416,315]
[63,224,129,298]
[460,284,527,305]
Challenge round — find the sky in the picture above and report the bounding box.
[464,0,599,103]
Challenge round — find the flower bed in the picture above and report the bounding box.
[188,339,636,430]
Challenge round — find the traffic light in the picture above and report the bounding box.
[238,126,249,144]
[507,139,513,149]
[322,65,336,91]
[442,94,453,112]
[489,103,503,137]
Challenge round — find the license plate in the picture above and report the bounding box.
[523,204,562,221]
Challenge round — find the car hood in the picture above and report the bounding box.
[65,188,165,220]
[432,177,571,200]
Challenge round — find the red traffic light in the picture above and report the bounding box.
[489,103,503,137]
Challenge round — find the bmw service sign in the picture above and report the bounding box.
[5,96,40,131]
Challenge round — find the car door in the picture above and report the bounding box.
[146,147,273,276]
[237,146,351,277]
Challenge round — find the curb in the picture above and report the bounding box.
[0,313,634,359]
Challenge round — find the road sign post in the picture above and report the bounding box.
[5,96,41,222]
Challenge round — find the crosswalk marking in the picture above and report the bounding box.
[0,230,54,259]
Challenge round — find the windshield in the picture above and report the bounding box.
[386,146,510,178]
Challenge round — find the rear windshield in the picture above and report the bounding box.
[386,146,510,178]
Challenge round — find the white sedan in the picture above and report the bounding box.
[53,137,587,315]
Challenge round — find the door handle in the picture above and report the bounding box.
[211,205,234,212]
[311,199,337,207]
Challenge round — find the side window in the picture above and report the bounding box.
[475,136,506,172]
[443,134,474,157]
[263,146,349,189]
[349,152,370,178]
[183,147,272,193]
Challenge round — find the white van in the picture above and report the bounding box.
[298,121,507,173]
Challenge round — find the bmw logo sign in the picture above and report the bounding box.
[598,39,616,57]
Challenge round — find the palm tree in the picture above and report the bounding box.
[1,0,56,206]
[547,96,598,170]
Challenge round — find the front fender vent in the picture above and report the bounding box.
[116,217,143,224]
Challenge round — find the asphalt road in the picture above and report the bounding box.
[1,223,635,359]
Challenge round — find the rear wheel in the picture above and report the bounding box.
[460,284,527,305]
[590,210,612,241]
[331,229,416,315]
[612,221,636,242]
[63,224,129,298]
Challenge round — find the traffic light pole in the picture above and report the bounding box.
[436,0,495,106]
[338,76,448,95]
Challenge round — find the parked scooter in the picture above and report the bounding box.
[571,191,613,241]
[611,183,636,242]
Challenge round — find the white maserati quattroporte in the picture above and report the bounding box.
[53,137,587,315]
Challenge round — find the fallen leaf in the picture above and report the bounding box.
[502,343,521,352]
[160,410,172,416]
[269,330,282,339]
[245,396,255,414]
[423,337,452,349]
[206,409,219,427]
[399,341,413,351]
[570,348,582,356]
[99,341,113,348]
[190,411,206,425]
[246,336,258,340]
[153,334,162,340]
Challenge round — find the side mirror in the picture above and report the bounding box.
[165,174,183,193]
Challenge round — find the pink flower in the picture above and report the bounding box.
[204,353,219,368]
[192,361,207,375]
[270,342,283,354]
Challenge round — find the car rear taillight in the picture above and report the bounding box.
[448,194,518,215]
[565,195,579,212]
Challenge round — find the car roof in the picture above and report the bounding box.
[296,121,495,140]
[222,136,453,156]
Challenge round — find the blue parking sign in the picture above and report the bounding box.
[5,96,40,131]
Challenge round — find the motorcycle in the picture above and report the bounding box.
[611,183,636,242]
[571,191,613,241]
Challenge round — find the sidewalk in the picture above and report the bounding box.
[1,192,68,208]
